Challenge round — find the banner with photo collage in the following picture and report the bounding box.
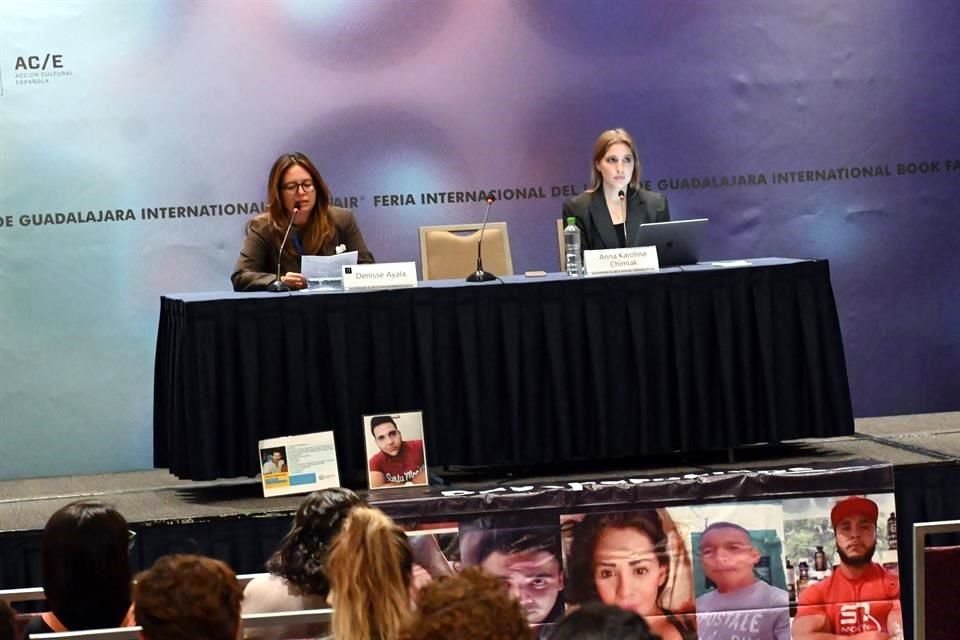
[381,461,902,639]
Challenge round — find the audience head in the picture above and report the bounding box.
[327,506,414,640]
[41,499,132,630]
[401,567,534,640]
[266,487,364,598]
[134,554,243,640]
[566,511,670,618]
[266,151,332,223]
[0,600,15,640]
[549,602,661,640]
[589,128,643,192]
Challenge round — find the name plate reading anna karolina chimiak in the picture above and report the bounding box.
[342,262,418,290]
[584,246,659,276]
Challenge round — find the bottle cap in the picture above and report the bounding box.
[566,216,576,226]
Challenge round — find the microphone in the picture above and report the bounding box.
[267,207,298,292]
[466,194,497,282]
[618,190,628,247]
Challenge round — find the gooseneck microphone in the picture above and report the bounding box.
[267,207,298,292]
[466,195,497,282]
[618,190,628,247]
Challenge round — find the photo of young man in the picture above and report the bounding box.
[261,448,287,474]
[695,522,790,640]
[793,496,902,639]
[460,519,565,626]
[366,414,427,489]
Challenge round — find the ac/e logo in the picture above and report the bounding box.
[15,54,64,71]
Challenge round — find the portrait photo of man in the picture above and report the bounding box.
[460,518,566,626]
[260,448,287,475]
[365,413,427,489]
[793,496,902,639]
[695,521,790,640]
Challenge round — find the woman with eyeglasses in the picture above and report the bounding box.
[231,152,375,291]
[24,500,135,638]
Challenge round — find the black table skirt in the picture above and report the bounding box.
[154,260,854,487]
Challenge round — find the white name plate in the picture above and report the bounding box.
[584,246,660,276]
[342,262,418,290]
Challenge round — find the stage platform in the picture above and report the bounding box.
[2,412,958,635]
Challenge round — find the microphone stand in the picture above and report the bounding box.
[466,196,497,282]
[618,190,628,248]
[267,208,298,292]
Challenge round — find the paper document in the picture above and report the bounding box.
[711,260,751,267]
[302,251,358,280]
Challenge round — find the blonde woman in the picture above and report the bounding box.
[326,506,414,640]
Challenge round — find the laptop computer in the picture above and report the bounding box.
[634,218,709,267]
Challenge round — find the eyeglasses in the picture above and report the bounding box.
[281,180,315,193]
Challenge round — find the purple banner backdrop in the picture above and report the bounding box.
[0,0,957,479]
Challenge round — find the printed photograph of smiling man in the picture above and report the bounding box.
[680,502,790,640]
[363,411,428,490]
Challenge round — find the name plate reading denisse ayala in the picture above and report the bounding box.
[342,262,418,290]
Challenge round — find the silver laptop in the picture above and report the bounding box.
[634,218,709,267]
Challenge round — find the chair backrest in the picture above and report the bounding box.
[419,223,513,280]
[913,519,960,640]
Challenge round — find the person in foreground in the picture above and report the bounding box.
[548,602,662,640]
[326,506,414,640]
[561,128,670,251]
[0,600,16,640]
[243,488,363,639]
[368,415,427,488]
[400,567,533,640]
[565,511,696,640]
[695,521,790,640]
[24,500,134,638]
[134,554,243,640]
[231,151,374,291]
[793,496,903,640]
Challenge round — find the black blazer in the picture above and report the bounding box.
[561,187,670,251]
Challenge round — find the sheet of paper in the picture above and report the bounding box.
[301,251,358,279]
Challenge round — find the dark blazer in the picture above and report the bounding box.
[561,187,670,251]
[231,207,375,291]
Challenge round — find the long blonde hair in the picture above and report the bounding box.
[327,507,413,640]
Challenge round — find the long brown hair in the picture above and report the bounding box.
[588,128,643,192]
[266,152,335,256]
[327,506,414,640]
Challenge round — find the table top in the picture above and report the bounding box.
[165,257,811,303]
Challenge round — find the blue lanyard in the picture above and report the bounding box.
[292,234,304,256]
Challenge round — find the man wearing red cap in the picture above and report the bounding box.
[793,496,903,640]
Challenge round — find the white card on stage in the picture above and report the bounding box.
[584,246,660,276]
[342,262,418,290]
[258,431,340,498]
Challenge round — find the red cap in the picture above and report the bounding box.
[830,496,879,529]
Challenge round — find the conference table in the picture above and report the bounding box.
[154,258,854,488]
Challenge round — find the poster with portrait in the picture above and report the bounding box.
[672,502,791,640]
[363,411,429,490]
[403,522,460,592]
[783,493,901,639]
[257,431,340,498]
[459,513,566,629]
[560,508,697,640]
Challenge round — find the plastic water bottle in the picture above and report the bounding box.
[564,216,582,277]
